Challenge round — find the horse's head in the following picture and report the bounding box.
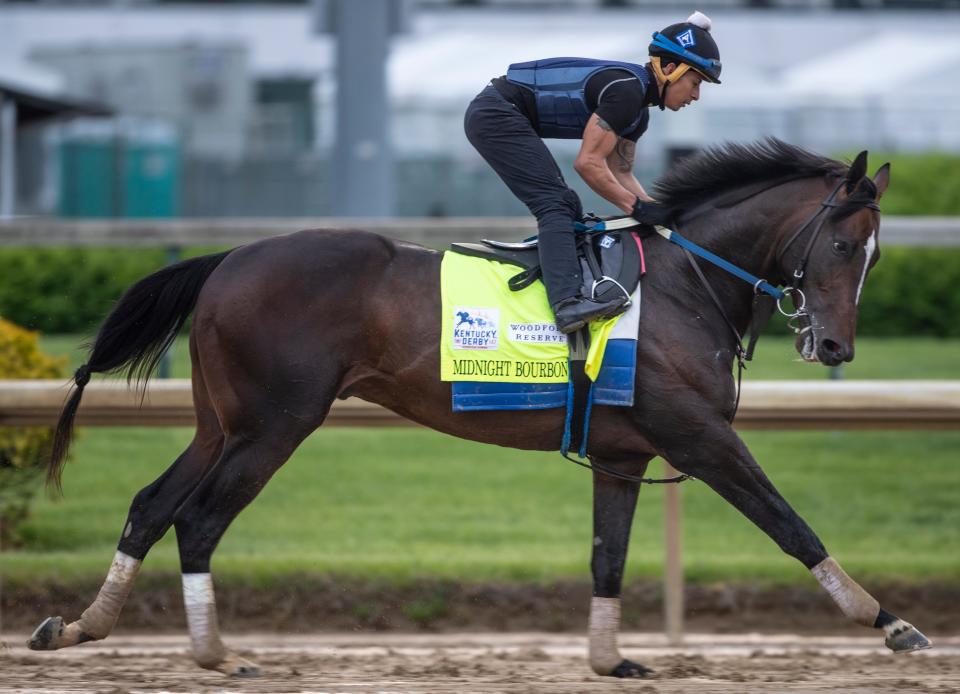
[778,152,891,366]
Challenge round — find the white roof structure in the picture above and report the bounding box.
[780,34,960,102]
[3,5,960,152]
[0,61,64,98]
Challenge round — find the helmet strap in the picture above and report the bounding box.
[650,56,692,86]
[651,56,691,110]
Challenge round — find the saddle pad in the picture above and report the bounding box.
[440,252,640,410]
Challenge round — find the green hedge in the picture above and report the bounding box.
[0,248,168,334]
[847,152,960,216]
[1,245,959,337]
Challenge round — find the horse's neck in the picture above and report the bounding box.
[676,181,810,329]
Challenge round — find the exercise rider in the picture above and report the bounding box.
[464,11,722,334]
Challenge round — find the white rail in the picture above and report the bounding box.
[1,216,959,247]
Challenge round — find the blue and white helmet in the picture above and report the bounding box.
[649,11,722,84]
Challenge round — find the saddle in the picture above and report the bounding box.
[449,215,645,304]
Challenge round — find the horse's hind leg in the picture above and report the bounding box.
[588,457,654,678]
[171,406,325,677]
[29,343,224,651]
[663,427,931,653]
[28,431,223,651]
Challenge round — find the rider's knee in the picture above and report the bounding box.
[532,189,583,224]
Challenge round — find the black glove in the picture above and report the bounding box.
[631,198,672,227]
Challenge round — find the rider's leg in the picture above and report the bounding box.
[465,86,627,330]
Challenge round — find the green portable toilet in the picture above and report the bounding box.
[59,119,180,218]
[59,135,115,217]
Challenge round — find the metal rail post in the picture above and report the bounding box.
[0,95,16,220]
[330,0,395,217]
[663,460,684,644]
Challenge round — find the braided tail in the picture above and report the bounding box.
[48,251,232,491]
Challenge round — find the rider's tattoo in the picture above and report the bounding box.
[595,116,614,132]
[614,138,635,173]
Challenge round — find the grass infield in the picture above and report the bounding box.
[4,336,958,589]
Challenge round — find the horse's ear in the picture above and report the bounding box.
[873,162,891,199]
[845,150,869,193]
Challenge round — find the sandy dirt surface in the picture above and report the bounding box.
[1,632,958,693]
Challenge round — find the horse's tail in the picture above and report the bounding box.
[48,250,233,491]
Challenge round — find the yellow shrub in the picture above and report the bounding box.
[0,318,67,548]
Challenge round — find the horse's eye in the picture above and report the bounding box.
[833,241,850,256]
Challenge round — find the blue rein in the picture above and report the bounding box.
[572,218,785,300]
[654,227,784,299]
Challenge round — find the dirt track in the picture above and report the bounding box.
[1,632,958,693]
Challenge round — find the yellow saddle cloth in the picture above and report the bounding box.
[440,252,620,383]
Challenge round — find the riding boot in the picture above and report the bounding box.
[537,212,629,334]
[552,294,630,335]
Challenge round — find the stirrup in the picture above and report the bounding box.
[590,275,631,304]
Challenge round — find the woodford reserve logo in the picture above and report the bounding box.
[507,321,566,344]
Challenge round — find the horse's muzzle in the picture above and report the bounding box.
[817,338,853,366]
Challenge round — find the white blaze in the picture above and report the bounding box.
[856,231,877,305]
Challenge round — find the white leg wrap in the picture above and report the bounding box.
[588,597,623,675]
[183,573,226,668]
[66,551,141,643]
[811,556,880,627]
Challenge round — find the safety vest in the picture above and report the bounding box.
[505,57,651,139]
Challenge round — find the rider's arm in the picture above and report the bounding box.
[605,137,655,202]
[573,114,638,214]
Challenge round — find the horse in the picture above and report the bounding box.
[28,138,929,678]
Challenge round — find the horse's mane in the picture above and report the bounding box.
[653,138,863,216]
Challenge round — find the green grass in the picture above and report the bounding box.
[4,426,959,588]
[7,335,957,589]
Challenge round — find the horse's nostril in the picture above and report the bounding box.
[822,339,841,355]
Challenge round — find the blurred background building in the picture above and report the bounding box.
[1,0,959,218]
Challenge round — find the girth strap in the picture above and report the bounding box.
[562,328,594,458]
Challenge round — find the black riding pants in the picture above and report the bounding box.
[464,85,584,306]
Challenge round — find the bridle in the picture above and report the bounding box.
[773,178,881,327]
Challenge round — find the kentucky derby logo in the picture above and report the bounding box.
[453,307,500,350]
[676,28,696,48]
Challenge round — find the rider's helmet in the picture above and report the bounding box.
[649,11,722,94]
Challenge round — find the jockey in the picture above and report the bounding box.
[464,11,722,334]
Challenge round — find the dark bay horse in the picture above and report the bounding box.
[29,139,930,678]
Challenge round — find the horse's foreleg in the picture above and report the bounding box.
[667,429,931,652]
[28,434,221,652]
[588,458,654,678]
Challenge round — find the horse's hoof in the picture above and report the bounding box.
[229,664,262,678]
[609,659,654,678]
[217,655,262,678]
[28,616,64,650]
[885,623,932,653]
